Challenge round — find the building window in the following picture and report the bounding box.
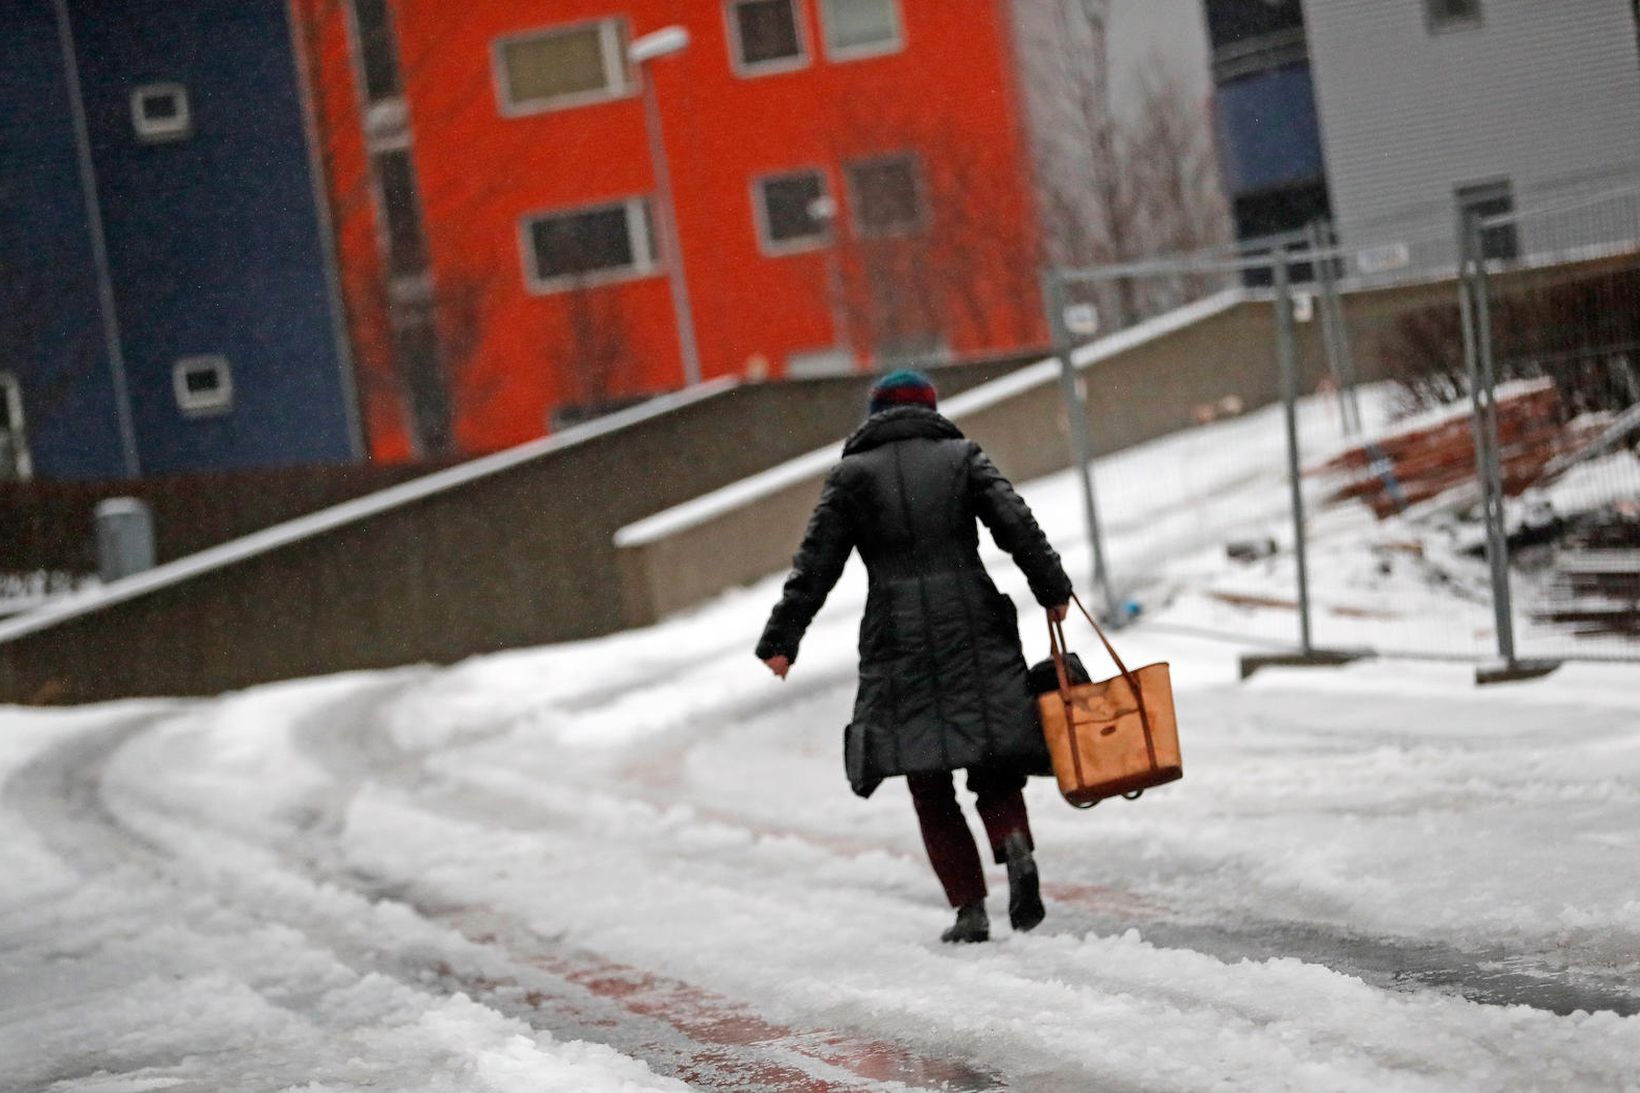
[0,375,21,434]
[1205,0,1305,52]
[754,169,831,253]
[1456,180,1518,261]
[496,20,631,114]
[130,83,191,142]
[1426,0,1482,31]
[372,148,429,278]
[728,0,808,75]
[820,0,903,59]
[846,154,924,236]
[349,0,403,102]
[174,356,233,415]
[0,373,29,481]
[522,198,657,291]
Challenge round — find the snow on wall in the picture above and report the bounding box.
[615,290,1247,549]
[0,380,737,647]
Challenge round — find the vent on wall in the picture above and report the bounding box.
[173,356,233,415]
[131,83,191,142]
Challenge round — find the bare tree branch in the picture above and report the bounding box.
[1019,0,1231,330]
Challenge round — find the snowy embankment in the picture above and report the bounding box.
[3,397,1639,1092]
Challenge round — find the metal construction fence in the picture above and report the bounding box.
[1477,188,1640,665]
[1044,183,1640,678]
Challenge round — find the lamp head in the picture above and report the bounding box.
[629,26,690,64]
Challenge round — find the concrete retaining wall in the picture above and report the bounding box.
[616,292,1290,624]
[615,254,1630,628]
[0,357,1029,704]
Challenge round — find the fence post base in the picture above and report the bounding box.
[1475,659,1562,686]
[1238,648,1372,681]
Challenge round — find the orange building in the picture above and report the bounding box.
[295,0,1046,460]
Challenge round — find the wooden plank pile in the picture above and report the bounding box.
[1535,512,1640,638]
[1311,381,1640,642]
[1312,382,1604,518]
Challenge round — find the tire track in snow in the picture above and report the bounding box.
[617,758,1640,1017]
[6,700,1000,1093]
[4,712,180,875]
[581,672,1640,1019]
[292,680,1012,1093]
[417,899,1013,1093]
[602,685,1171,923]
[428,637,1640,1024]
[327,665,1640,1089]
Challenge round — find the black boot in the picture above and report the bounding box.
[1004,832,1045,933]
[940,901,990,944]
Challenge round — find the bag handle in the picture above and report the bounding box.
[1045,617,1095,808]
[1046,593,1142,704]
[1046,592,1160,775]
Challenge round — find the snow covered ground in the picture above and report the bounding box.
[3,400,1638,1092]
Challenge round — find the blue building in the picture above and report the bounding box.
[1202,0,1332,246]
[0,0,361,481]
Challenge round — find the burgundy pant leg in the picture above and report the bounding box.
[907,771,987,908]
[968,767,1032,865]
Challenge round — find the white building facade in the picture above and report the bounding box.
[1302,0,1640,258]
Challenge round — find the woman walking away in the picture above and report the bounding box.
[757,371,1073,944]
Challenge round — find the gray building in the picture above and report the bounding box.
[1302,0,1640,258]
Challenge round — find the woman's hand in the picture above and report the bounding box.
[1049,603,1069,622]
[764,655,791,680]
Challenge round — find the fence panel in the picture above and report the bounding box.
[1050,257,1312,648]
[1477,188,1640,662]
[1294,222,1500,661]
[1049,189,1640,669]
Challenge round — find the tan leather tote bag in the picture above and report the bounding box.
[1038,596,1183,809]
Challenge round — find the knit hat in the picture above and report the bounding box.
[867,370,937,415]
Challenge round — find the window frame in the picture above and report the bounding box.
[818,0,905,62]
[1425,0,1483,33]
[341,0,410,147]
[1455,178,1519,262]
[0,372,28,481]
[345,0,404,104]
[751,167,834,256]
[370,144,431,280]
[725,0,812,78]
[845,152,928,238]
[173,355,234,416]
[130,83,191,143]
[518,196,660,294]
[492,17,635,118]
[0,373,21,432]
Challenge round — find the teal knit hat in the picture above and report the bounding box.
[868,370,937,415]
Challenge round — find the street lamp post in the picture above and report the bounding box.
[629,26,702,388]
[806,195,854,371]
[1042,268,1120,625]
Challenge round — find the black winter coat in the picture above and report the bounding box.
[756,407,1073,797]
